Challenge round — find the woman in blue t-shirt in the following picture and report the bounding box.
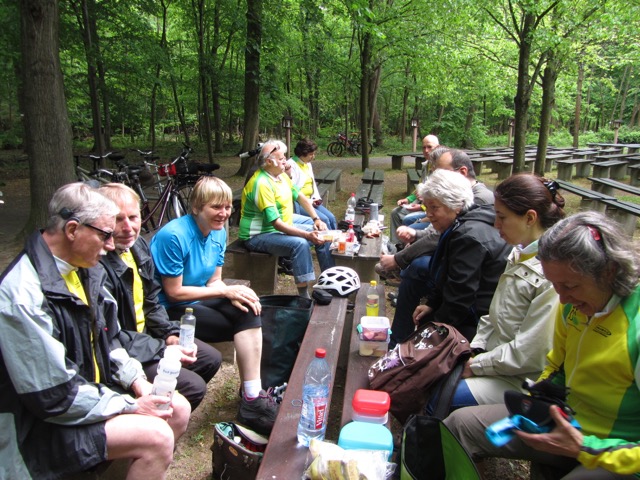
[150,176,277,435]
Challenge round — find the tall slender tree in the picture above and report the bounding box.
[20,0,75,235]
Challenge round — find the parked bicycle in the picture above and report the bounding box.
[75,151,127,185]
[326,132,373,157]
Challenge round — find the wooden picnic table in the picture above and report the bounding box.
[256,297,351,480]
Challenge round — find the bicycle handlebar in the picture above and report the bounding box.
[239,142,264,159]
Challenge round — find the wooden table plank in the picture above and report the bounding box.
[256,298,350,480]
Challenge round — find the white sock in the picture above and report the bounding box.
[243,379,262,399]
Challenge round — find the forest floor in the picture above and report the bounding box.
[5,146,625,478]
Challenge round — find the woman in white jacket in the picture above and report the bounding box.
[440,174,566,410]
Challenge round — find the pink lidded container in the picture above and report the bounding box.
[352,389,390,424]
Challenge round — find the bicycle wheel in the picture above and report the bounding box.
[356,142,373,155]
[327,142,344,157]
[169,182,193,220]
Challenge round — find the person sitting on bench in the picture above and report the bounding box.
[0,183,190,479]
[150,176,278,435]
[286,138,337,229]
[100,183,222,412]
[239,140,335,299]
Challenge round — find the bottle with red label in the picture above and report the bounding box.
[346,223,356,243]
[297,348,332,446]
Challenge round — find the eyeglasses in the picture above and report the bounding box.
[83,223,114,242]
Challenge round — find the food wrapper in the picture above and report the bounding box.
[302,439,395,480]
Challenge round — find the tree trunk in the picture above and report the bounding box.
[536,54,558,176]
[237,0,262,176]
[150,1,169,151]
[20,0,75,236]
[619,66,632,122]
[400,61,410,143]
[74,0,105,161]
[369,64,383,147]
[512,12,536,173]
[573,62,584,148]
[193,0,214,162]
[463,104,476,149]
[359,29,372,171]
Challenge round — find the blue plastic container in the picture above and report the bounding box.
[337,421,393,459]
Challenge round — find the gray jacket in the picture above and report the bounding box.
[0,231,144,479]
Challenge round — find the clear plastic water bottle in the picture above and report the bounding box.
[152,347,182,410]
[179,307,196,352]
[366,280,379,316]
[345,193,356,222]
[297,348,332,446]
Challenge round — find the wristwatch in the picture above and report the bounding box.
[312,217,320,222]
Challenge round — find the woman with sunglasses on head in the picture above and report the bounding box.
[429,174,565,414]
[285,138,337,230]
[445,211,640,479]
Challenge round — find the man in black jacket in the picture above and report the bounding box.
[100,183,221,411]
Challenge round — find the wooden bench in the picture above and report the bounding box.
[601,199,640,237]
[493,157,535,179]
[226,239,278,296]
[315,167,342,201]
[387,152,415,170]
[361,168,385,184]
[406,168,421,195]
[317,183,331,205]
[543,153,571,173]
[556,179,614,212]
[340,282,387,428]
[591,159,628,180]
[629,164,640,187]
[556,158,595,181]
[256,297,350,479]
[473,155,509,176]
[588,177,640,197]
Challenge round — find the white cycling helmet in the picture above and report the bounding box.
[313,267,361,297]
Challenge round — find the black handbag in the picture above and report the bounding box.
[259,295,314,389]
[211,422,268,480]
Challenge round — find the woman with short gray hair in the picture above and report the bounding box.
[391,169,511,344]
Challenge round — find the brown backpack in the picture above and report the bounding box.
[368,322,471,423]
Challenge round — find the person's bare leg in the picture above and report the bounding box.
[166,392,191,441]
[105,415,174,480]
[234,327,262,384]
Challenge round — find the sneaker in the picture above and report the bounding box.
[277,257,294,276]
[237,390,280,435]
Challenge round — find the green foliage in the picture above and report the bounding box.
[4,0,640,157]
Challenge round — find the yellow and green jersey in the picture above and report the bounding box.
[239,169,299,240]
[540,285,640,475]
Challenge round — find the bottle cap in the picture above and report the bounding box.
[185,307,194,314]
[315,348,327,358]
[370,280,377,287]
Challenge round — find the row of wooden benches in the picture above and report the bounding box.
[556,179,640,236]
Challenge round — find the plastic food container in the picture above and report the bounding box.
[360,316,390,341]
[321,230,343,242]
[337,421,393,459]
[358,333,389,357]
[352,389,390,424]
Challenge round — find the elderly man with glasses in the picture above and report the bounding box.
[389,134,440,244]
[0,182,190,479]
[239,140,335,298]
